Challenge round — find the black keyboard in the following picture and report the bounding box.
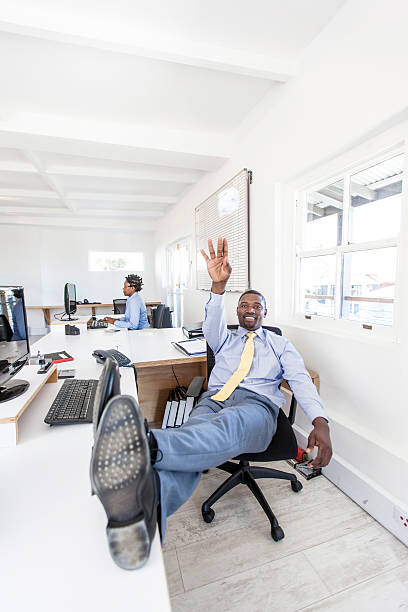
[87,319,108,329]
[44,379,99,425]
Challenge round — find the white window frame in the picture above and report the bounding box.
[292,145,406,342]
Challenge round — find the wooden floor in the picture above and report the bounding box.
[162,461,408,611]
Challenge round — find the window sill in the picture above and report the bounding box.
[277,314,399,345]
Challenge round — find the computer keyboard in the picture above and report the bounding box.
[44,379,99,425]
[87,319,108,329]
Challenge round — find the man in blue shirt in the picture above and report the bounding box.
[91,238,332,570]
[103,274,150,330]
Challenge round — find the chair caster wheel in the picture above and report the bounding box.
[202,508,215,523]
[291,480,303,493]
[271,526,284,541]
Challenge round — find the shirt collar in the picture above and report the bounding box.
[237,325,266,342]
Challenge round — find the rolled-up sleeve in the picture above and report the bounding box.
[280,340,327,423]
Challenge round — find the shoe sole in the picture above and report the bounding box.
[90,395,153,570]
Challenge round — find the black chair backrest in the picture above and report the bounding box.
[152,305,172,329]
[113,299,127,314]
[206,325,282,378]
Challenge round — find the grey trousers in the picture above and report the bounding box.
[152,387,278,537]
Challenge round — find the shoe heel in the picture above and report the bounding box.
[107,518,150,570]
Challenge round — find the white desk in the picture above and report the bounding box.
[30,326,207,425]
[0,328,171,612]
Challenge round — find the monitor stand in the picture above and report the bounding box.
[0,379,30,403]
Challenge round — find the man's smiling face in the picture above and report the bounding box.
[236,292,267,331]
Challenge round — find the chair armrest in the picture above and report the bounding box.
[288,396,297,425]
[186,376,206,398]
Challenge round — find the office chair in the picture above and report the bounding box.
[152,304,172,328]
[195,325,303,541]
[112,299,127,315]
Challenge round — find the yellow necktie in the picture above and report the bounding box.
[211,332,257,401]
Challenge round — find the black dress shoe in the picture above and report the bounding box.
[90,394,157,570]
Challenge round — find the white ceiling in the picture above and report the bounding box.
[0,0,345,232]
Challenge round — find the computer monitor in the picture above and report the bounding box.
[0,286,31,403]
[64,283,78,320]
[92,357,121,437]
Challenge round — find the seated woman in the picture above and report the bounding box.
[103,274,150,330]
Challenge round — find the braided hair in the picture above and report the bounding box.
[125,274,144,292]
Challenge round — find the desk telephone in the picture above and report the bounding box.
[92,349,131,367]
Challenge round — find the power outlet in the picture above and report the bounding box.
[393,505,408,530]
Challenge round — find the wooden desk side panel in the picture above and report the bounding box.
[136,360,207,423]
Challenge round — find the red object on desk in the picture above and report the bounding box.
[44,351,74,364]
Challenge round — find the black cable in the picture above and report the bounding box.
[171,365,180,387]
[54,310,68,321]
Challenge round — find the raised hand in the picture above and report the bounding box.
[201,237,232,293]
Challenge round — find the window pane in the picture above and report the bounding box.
[304,180,343,249]
[341,248,396,326]
[300,255,336,317]
[89,251,144,272]
[349,154,403,243]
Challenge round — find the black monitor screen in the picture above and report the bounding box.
[64,283,77,316]
[0,287,30,387]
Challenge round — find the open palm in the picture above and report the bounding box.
[201,237,232,283]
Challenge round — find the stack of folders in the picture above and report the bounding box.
[182,322,203,338]
[162,386,195,429]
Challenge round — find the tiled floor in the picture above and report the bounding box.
[162,461,408,611]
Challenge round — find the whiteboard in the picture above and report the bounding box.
[195,169,251,292]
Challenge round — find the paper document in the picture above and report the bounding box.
[172,338,206,356]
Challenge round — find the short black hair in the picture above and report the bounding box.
[238,290,266,309]
[125,274,144,292]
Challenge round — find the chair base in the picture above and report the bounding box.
[201,460,302,541]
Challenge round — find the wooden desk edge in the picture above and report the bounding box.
[0,365,57,425]
[133,355,206,368]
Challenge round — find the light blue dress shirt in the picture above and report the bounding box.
[202,292,327,424]
[114,292,150,330]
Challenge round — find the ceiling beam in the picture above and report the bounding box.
[0,161,202,184]
[67,192,177,204]
[0,215,157,232]
[0,206,164,218]
[46,165,202,183]
[0,161,36,173]
[0,20,296,82]
[0,127,230,171]
[23,150,75,211]
[0,188,60,199]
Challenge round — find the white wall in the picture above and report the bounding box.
[155,0,408,537]
[0,224,159,332]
